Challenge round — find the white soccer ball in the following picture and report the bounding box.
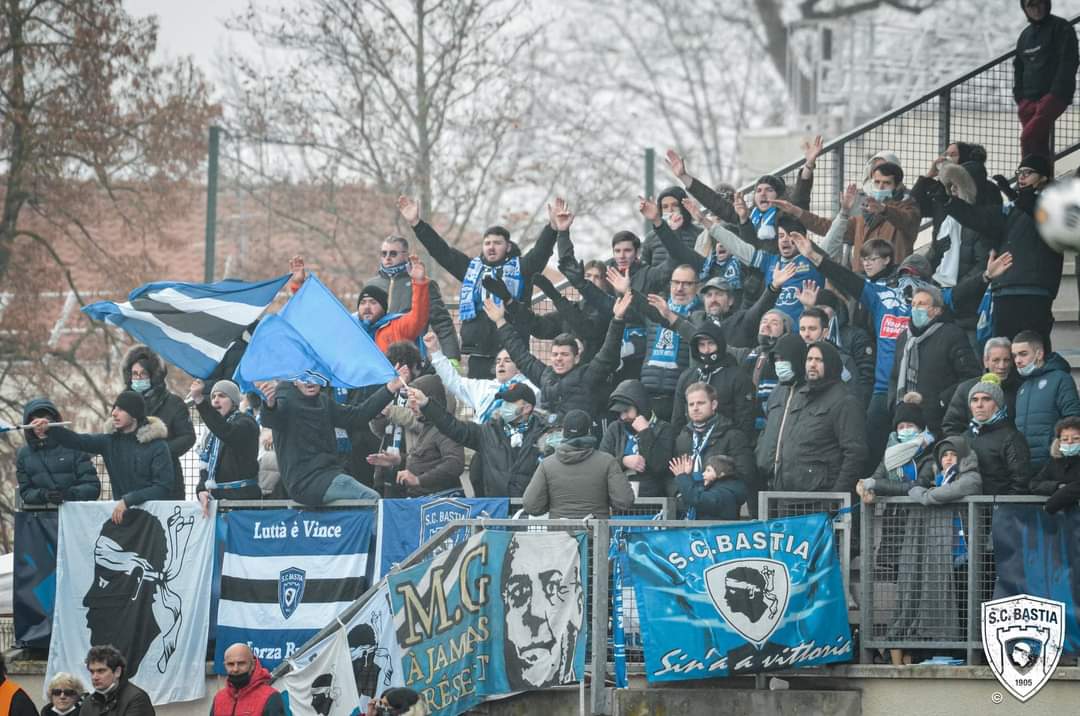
[1035,177,1080,253]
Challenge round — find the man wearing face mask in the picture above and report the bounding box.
[212,643,284,716]
[755,335,807,493]
[730,306,794,432]
[965,374,1032,494]
[412,383,546,497]
[671,322,755,436]
[599,380,676,498]
[764,340,868,493]
[1011,330,1080,469]
[889,286,980,435]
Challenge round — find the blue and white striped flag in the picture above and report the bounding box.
[82,275,290,379]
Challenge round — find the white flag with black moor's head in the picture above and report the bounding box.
[278,624,362,716]
[45,501,216,705]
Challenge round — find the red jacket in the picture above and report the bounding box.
[212,660,284,716]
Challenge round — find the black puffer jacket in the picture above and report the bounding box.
[123,345,196,499]
[641,185,702,268]
[1014,1,1079,103]
[599,380,676,498]
[195,400,261,500]
[16,397,100,505]
[673,414,757,490]
[763,341,868,492]
[965,419,1031,495]
[671,321,756,435]
[420,397,547,497]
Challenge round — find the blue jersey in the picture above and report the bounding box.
[749,251,823,322]
[858,275,925,393]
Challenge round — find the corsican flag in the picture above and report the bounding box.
[215,508,375,672]
[238,273,396,388]
[45,501,217,705]
[82,274,290,379]
[278,624,361,716]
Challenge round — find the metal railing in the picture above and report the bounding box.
[858,494,1048,666]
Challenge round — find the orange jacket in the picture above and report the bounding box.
[373,278,430,352]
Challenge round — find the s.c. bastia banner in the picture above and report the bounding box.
[388,530,588,716]
[624,513,852,681]
[45,502,216,705]
[216,508,375,672]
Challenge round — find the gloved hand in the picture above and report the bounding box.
[45,490,64,504]
[481,276,512,302]
[992,174,1018,201]
[1014,186,1038,214]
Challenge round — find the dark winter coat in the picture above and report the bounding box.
[1014,4,1079,103]
[912,171,991,291]
[759,341,868,492]
[1014,353,1080,468]
[366,267,461,359]
[49,417,173,507]
[195,400,261,500]
[599,380,676,498]
[396,375,465,496]
[498,316,622,418]
[410,221,556,357]
[941,373,1021,437]
[888,316,981,434]
[79,679,153,716]
[674,471,747,520]
[1031,439,1080,513]
[420,398,547,498]
[123,345,196,500]
[260,382,395,505]
[641,186,703,268]
[16,397,99,505]
[965,419,1031,495]
[522,439,635,519]
[673,414,757,492]
[671,321,756,435]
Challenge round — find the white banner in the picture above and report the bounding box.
[279,625,361,716]
[45,501,216,705]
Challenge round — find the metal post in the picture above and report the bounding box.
[590,520,611,716]
[204,125,222,284]
[938,88,952,155]
[644,147,655,236]
[965,501,981,666]
[859,499,874,665]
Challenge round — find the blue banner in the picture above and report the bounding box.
[215,508,375,672]
[992,504,1080,656]
[374,497,508,580]
[388,530,588,716]
[13,511,58,648]
[624,514,852,680]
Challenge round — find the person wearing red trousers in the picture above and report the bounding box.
[1013,0,1078,162]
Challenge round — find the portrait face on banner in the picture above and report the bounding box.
[501,532,584,690]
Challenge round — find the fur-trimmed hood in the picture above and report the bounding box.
[122,344,168,387]
[940,162,977,204]
[105,415,169,443]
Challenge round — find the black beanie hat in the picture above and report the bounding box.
[756,174,787,197]
[113,390,147,423]
[495,383,536,407]
[382,687,421,713]
[892,392,927,430]
[1018,154,1052,178]
[562,410,592,439]
[358,284,389,314]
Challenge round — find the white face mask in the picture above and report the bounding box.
[662,211,678,225]
[775,360,795,383]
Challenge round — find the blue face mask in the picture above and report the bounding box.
[1061,442,1080,457]
[896,427,921,443]
[1017,361,1038,377]
[910,307,931,329]
[871,188,893,203]
[774,360,795,384]
[497,402,521,423]
[131,379,151,393]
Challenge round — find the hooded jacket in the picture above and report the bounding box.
[211,658,285,716]
[888,313,980,434]
[80,679,153,716]
[366,265,460,359]
[123,345,196,499]
[49,416,172,507]
[671,322,756,435]
[1014,353,1080,468]
[802,186,921,270]
[420,397,547,498]
[762,341,868,492]
[674,469,747,520]
[260,382,395,505]
[641,186,702,268]
[195,399,261,500]
[395,374,465,496]
[1014,0,1079,103]
[410,220,556,357]
[1031,438,1080,512]
[908,437,983,504]
[599,380,676,498]
[16,397,100,505]
[522,439,635,519]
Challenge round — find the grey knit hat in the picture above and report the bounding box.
[211,380,242,408]
[968,373,1005,408]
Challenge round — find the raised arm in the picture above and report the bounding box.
[706,222,756,266]
[398,196,472,280]
[666,149,738,224]
[586,296,635,382]
[519,198,566,276]
[489,300,548,385]
[416,388,484,450]
[791,231,866,302]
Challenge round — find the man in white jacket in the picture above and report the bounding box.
[423,332,541,423]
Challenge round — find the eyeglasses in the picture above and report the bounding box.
[1015,168,1037,178]
[381,250,401,258]
[51,689,78,698]
[670,279,698,288]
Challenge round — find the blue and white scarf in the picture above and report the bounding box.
[699,253,742,287]
[750,206,778,240]
[646,299,695,369]
[458,256,522,321]
[333,388,352,454]
[199,409,239,487]
[379,261,409,278]
[384,390,410,454]
[689,419,717,472]
[478,374,529,424]
[970,408,1007,436]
